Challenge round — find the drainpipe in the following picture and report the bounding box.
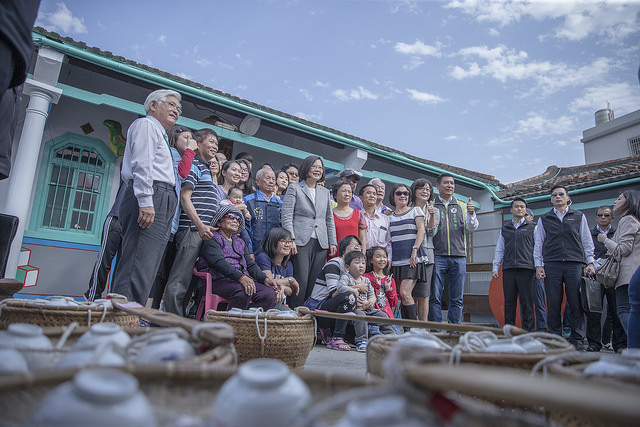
[3,47,64,279]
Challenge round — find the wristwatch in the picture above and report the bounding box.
[412,245,418,249]
[287,277,294,285]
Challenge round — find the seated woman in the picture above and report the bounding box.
[256,227,300,310]
[198,204,278,310]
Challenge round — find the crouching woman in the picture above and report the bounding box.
[199,204,278,310]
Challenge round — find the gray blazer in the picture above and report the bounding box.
[281,180,337,248]
[604,215,640,288]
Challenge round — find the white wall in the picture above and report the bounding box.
[582,109,640,164]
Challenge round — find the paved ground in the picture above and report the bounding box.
[304,342,367,377]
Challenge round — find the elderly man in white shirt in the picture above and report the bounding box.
[112,89,182,306]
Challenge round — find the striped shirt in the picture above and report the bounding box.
[178,156,220,231]
[389,206,428,266]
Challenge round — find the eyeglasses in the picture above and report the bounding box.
[225,213,242,222]
[158,100,182,114]
[309,165,324,171]
[415,186,429,192]
[207,160,218,167]
[348,242,363,250]
[551,192,566,197]
[278,239,294,246]
[286,171,299,177]
[596,213,611,217]
[395,191,410,197]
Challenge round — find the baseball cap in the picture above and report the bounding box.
[339,169,362,180]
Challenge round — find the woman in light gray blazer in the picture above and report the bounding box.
[281,156,337,307]
[599,189,640,336]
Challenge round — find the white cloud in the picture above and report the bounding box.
[488,28,500,37]
[395,40,442,57]
[569,82,640,116]
[389,0,421,14]
[403,56,425,71]
[444,0,640,42]
[299,89,313,101]
[158,35,166,44]
[449,45,614,96]
[313,81,330,88]
[406,89,446,105]
[195,58,213,67]
[332,87,378,101]
[514,112,575,137]
[445,135,459,140]
[38,2,87,34]
[175,72,192,80]
[295,112,323,122]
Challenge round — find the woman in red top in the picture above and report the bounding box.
[364,246,398,319]
[330,179,367,259]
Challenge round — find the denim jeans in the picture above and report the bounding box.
[428,256,466,324]
[627,266,640,348]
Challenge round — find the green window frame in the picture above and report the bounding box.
[26,132,115,245]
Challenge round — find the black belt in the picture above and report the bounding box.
[152,181,174,190]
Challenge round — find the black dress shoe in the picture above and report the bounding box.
[586,345,601,352]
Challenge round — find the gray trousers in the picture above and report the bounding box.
[163,228,203,316]
[353,308,395,342]
[112,182,177,305]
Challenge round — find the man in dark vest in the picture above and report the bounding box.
[534,185,596,349]
[492,198,536,331]
[243,167,282,256]
[587,205,627,351]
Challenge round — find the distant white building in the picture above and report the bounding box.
[581,107,640,164]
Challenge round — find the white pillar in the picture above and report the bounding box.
[3,48,63,279]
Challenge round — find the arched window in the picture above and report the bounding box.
[27,133,115,245]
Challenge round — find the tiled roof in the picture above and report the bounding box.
[497,155,640,200]
[33,27,501,187]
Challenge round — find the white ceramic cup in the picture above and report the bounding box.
[208,358,312,427]
[0,348,29,375]
[134,332,196,364]
[0,323,54,369]
[29,368,156,427]
[73,322,131,351]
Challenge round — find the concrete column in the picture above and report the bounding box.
[3,47,63,279]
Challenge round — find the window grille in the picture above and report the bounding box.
[629,136,640,156]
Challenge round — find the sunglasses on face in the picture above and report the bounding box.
[225,213,242,222]
[596,213,611,217]
[395,191,410,197]
[551,193,566,197]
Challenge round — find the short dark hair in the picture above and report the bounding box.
[359,184,377,197]
[282,163,299,172]
[227,186,243,197]
[338,235,362,257]
[436,173,454,185]
[550,184,568,195]
[262,227,292,266]
[167,125,192,148]
[193,128,218,142]
[298,155,325,182]
[596,205,612,214]
[344,250,366,266]
[259,163,274,171]
[410,178,434,204]
[331,179,352,199]
[510,197,527,208]
[388,183,411,209]
[235,152,253,163]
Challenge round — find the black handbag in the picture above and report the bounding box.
[580,275,603,313]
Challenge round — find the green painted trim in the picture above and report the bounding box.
[494,177,640,209]
[33,31,501,195]
[56,82,480,208]
[28,132,115,246]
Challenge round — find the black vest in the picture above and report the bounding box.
[501,220,535,270]
[591,226,615,260]
[541,208,586,263]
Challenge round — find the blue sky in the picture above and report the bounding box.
[35,0,640,184]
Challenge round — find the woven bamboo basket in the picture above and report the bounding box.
[204,310,315,369]
[367,329,575,377]
[0,363,560,426]
[32,323,236,370]
[399,361,640,427]
[0,298,139,329]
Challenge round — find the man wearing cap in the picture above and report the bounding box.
[338,169,364,211]
[526,209,548,332]
[163,128,221,316]
[492,198,536,331]
[112,89,182,306]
